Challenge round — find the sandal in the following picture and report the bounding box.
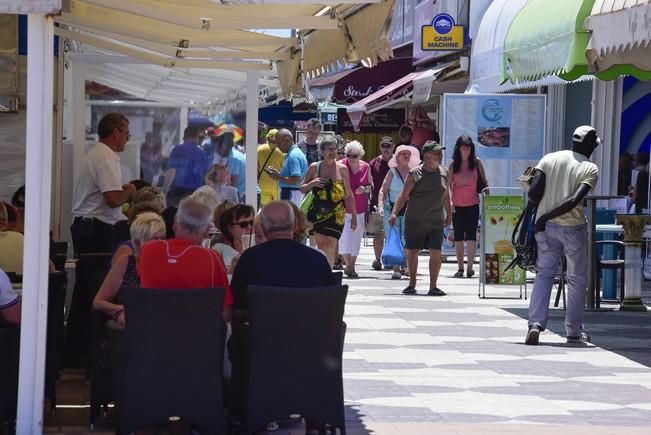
[467,269,475,278]
[454,269,464,278]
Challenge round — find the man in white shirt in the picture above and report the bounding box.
[525,125,600,346]
[71,113,136,255]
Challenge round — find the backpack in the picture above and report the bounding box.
[504,204,538,273]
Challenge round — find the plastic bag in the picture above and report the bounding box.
[299,190,314,214]
[381,226,406,267]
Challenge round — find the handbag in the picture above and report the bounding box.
[381,226,406,267]
[299,190,314,214]
[517,166,537,192]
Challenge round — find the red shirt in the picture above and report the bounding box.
[138,238,233,306]
[369,156,390,209]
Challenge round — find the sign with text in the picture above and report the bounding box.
[443,93,546,189]
[421,13,464,51]
[483,195,525,286]
[337,108,404,133]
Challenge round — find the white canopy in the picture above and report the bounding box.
[585,0,651,75]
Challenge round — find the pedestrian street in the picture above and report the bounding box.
[335,244,651,434]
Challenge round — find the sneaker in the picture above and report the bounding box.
[566,331,591,344]
[427,288,446,296]
[372,259,382,271]
[453,270,464,278]
[391,270,402,280]
[402,286,417,295]
[525,325,541,345]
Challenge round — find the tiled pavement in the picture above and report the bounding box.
[44,243,651,434]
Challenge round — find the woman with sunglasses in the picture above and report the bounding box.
[215,203,255,272]
[339,141,371,278]
[300,136,356,267]
[447,135,488,278]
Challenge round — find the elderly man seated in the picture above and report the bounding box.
[138,197,233,322]
[230,200,336,313]
[228,201,336,425]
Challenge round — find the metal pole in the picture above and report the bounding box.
[586,200,597,309]
[245,70,259,210]
[17,14,55,434]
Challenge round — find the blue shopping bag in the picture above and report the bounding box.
[381,226,405,267]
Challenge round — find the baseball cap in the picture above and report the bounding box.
[573,125,601,145]
[421,140,445,153]
[266,128,278,140]
[379,136,394,145]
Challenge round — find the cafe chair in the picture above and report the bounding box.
[0,326,20,428]
[595,240,625,308]
[117,287,227,435]
[244,285,348,435]
[64,252,112,369]
[45,271,68,413]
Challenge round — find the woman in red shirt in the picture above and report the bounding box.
[448,135,488,278]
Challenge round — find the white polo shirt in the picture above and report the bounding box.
[71,142,125,225]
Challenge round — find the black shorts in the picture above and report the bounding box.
[404,221,444,251]
[452,204,480,241]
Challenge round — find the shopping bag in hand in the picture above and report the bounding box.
[381,227,406,267]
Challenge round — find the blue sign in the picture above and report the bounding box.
[432,13,454,35]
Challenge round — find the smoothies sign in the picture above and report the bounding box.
[483,195,525,285]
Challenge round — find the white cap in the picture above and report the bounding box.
[573,125,601,145]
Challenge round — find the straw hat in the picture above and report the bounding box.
[388,145,421,169]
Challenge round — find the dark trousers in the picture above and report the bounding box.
[166,186,194,208]
[70,217,114,257]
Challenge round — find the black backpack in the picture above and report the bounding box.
[505,204,538,273]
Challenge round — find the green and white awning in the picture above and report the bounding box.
[502,0,595,83]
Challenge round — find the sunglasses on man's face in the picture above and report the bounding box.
[231,219,254,228]
[380,144,393,148]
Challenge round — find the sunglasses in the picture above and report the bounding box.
[347,154,360,158]
[231,219,254,228]
[380,144,393,148]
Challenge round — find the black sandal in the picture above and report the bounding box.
[467,269,475,278]
[454,269,464,278]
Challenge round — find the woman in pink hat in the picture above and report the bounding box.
[377,145,421,279]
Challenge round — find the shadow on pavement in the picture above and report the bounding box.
[504,306,651,368]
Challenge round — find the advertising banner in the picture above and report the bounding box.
[482,195,525,285]
[443,93,546,189]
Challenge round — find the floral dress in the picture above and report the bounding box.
[308,163,346,239]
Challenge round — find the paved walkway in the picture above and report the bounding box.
[45,243,651,434]
[338,244,651,434]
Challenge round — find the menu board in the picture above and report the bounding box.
[443,93,546,188]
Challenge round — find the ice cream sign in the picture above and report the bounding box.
[421,13,464,51]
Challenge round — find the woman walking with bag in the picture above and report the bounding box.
[378,145,421,279]
[339,141,371,278]
[448,135,488,278]
[301,136,356,267]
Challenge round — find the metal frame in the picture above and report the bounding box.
[478,187,527,300]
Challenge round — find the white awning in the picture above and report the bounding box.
[302,0,397,79]
[585,0,651,76]
[0,0,60,13]
[467,0,529,93]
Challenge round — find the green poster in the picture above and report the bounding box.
[483,195,525,285]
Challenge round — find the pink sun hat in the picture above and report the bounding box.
[389,145,421,169]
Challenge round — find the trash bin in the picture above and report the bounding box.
[595,209,620,300]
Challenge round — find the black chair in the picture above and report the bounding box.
[64,252,112,369]
[245,285,348,435]
[51,241,68,256]
[45,271,68,413]
[596,240,625,308]
[332,271,343,285]
[5,272,22,284]
[117,287,227,435]
[0,326,20,428]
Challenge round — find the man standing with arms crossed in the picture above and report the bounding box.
[525,126,600,345]
[71,113,135,255]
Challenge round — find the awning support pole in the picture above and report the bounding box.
[245,70,259,211]
[17,13,55,434]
